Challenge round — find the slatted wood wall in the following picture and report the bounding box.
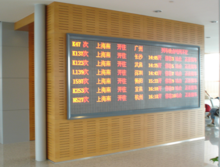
[46,2,205,162]
[29,23,35,141]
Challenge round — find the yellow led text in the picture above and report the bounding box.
[96,87,111,94]
[72,60,89,66]
[148,55,162,60]
[73,78,89,84]
[148,86,162,91]
[72,41,81,47]
[134,70,143,76]
[72,69,89,75]
[96,78,111,85]
[72,87,89,94]
[134,62,143,68]
[97,96,111,102]
[135,86,143,92]
[73,96,89,103]
[96,60,111,67]
[135,78,143,84]
[96,69,111,76]
[135,94,144,100]
[72,50,89,57]
[134,54,143,60]
[96,51,111,58]
[96,42,111,49]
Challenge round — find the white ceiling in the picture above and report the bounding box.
[0,0,219,53]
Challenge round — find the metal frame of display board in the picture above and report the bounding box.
[67,33,201,120]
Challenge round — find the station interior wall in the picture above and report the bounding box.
[0,22,29,144]
[204,54,219,98]
[0,0,206,160]
[46,2,205,162]
[0,22,2,144]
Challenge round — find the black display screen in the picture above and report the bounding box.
[67,34,200,119]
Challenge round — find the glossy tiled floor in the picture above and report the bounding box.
[204,116,219,167]
[0,117,218,167]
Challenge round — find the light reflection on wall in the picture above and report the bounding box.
[204,53,219,98]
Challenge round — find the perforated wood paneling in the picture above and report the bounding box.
[47,4,54,33]
[46,34,53,74]
[121,14,131,38]
[98,10,109,36]
[99,118,110,152]
[189,110,197,138]
[164,20,173,42]
[57,4,69,31]
[47,77,53,117]
[174,112,181,141]
[48,75,66,119]
[155,18,164,41]
[111,118,120,151]
[132,15,143,39]
[110,12,120,37]
[197,25,204,46]
[47,121,53,159]
[73,121,84,157]
[189,24,196,44]
[155,114,164,144]
[145,17,155,40]
[29,23,35,141]
[47,2,205,162]
[72,6,84,33]
[164,113,173,142]
[58,122,71,159]
[48,111,205,162]
[132,115,143,147]
[182,111,189,139]
[145,114,155,147]
[182,23,189,44]
[173,21,181,43]
[122,116,131,149]
[47,33,66,76]
[86,120,97,155]
[85,8,96,34]
[196,110,204,137]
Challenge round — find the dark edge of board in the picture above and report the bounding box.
[67,33,201,120]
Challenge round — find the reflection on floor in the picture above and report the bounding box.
[0,117,218,167]
[204,116,219,167]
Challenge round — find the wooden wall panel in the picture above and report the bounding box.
[47,2,55,34]
[110,11,121,37]
[29,23,35,141]
[164,20,173,42]
[144,16,155,40]
[14,13,34,31]
[47,2,205,162]
[173,21,181,43]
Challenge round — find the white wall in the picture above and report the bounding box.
[0,22,29,144]
[204,53,220,98]
[0,22,3,144]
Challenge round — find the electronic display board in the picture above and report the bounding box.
[67,34,200,120]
